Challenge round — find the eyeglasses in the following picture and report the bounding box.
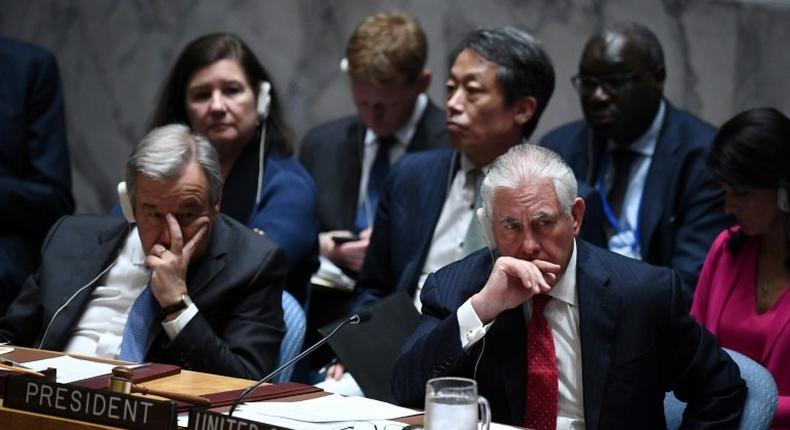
[570,71,646,95]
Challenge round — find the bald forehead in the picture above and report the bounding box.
[580,32,648,69]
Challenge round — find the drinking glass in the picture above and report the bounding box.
[424,377,490,430]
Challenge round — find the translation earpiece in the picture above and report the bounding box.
[257,81,271,120]
[117,182,135,223]
[476,207,496,249]
[255,81,271,207]
[778,188,789,213]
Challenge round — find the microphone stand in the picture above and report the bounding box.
[228,312,369,416]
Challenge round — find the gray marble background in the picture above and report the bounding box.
[2,0,789,213]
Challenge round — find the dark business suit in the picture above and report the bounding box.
[0,214,286,380]
[355,147,606,308]
[392,241,746,428]
[299,99,449,232]
[540,102,731,299]
[0,37,74,314]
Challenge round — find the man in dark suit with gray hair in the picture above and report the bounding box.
[392,143,745,428]
[0,124,285,379]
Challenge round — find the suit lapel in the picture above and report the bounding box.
[638,103,676,253]
[407,150,457,289]
[576,242,620,430]
[493,308,528,424]
[44,221,130,349]
[184,216,230,298]
[337,120,365,227]
[409,101,445,152]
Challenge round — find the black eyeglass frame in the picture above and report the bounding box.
[570,70,648,95]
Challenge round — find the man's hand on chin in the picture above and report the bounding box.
[471,257,560,323]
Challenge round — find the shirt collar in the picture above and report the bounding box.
[122,226,147,266]
[548,239,578,306]
[607,99,665,157]
[364,93,428,148]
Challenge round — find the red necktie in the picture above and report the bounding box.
[524,294,558,430]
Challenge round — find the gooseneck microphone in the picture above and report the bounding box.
[228,311,372,416]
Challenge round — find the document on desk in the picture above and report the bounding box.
[23,355,122,383]
[179,412,408,430]
[238,393,418,423]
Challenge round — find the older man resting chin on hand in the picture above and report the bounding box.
[392,144,745,429]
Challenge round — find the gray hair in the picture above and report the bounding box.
[125,124,223,208]
[481,144,577,216]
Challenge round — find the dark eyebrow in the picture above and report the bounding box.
[178,199,203,211]
[500,216,521,226]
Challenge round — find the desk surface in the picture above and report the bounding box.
[0,355,255,429]
[0,347,424,429]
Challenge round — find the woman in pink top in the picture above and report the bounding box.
[692,108,790,429]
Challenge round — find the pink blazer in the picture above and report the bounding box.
[692,227,790,427]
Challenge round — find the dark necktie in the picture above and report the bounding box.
[118,285,158,362]
[461,169,485,255]
[607,147,636,219]
[354,136,397,232]
[524,294,558,430]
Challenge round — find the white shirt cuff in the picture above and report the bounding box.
[161,303,198,339]
[457,298,493,350]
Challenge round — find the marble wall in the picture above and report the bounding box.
[2,0,789,213]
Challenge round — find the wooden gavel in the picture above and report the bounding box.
[107,366,211,406]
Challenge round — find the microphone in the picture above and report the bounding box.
[228,311,371,416]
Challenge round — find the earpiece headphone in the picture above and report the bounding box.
[779,187,789,213]
[117,181,135,223]
[255,81,271,207]
[339,57,349,73]
[257,81,271,120]
[476,207,496,249]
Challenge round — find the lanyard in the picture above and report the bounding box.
[596,153,643,254]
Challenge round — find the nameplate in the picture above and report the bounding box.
[4,374,176,430]
[188,408,290,430]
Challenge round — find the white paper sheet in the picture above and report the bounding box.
[231,412,407,430]
[238,393,419,423]
[177,410,408,430]
[23,355,120,383]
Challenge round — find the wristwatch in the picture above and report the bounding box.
[162,293,193,316]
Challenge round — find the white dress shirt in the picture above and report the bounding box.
[458,240,585,429]
[357,93,428,219]
[64,227,197,359]
[605,100,665,260]
[314,93,429,288]
[415,154,488,311]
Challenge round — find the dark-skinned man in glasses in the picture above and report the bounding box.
[540,22,731,303]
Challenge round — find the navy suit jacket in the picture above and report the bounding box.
[0,214,286,380]
[540,102,732,299]
[0,37,74,314]
[355,147,606,309]
[233,150,319,305]
[392,241,746,428]
[299,99,449,232]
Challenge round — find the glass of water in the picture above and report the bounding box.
[424,377,490,430]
